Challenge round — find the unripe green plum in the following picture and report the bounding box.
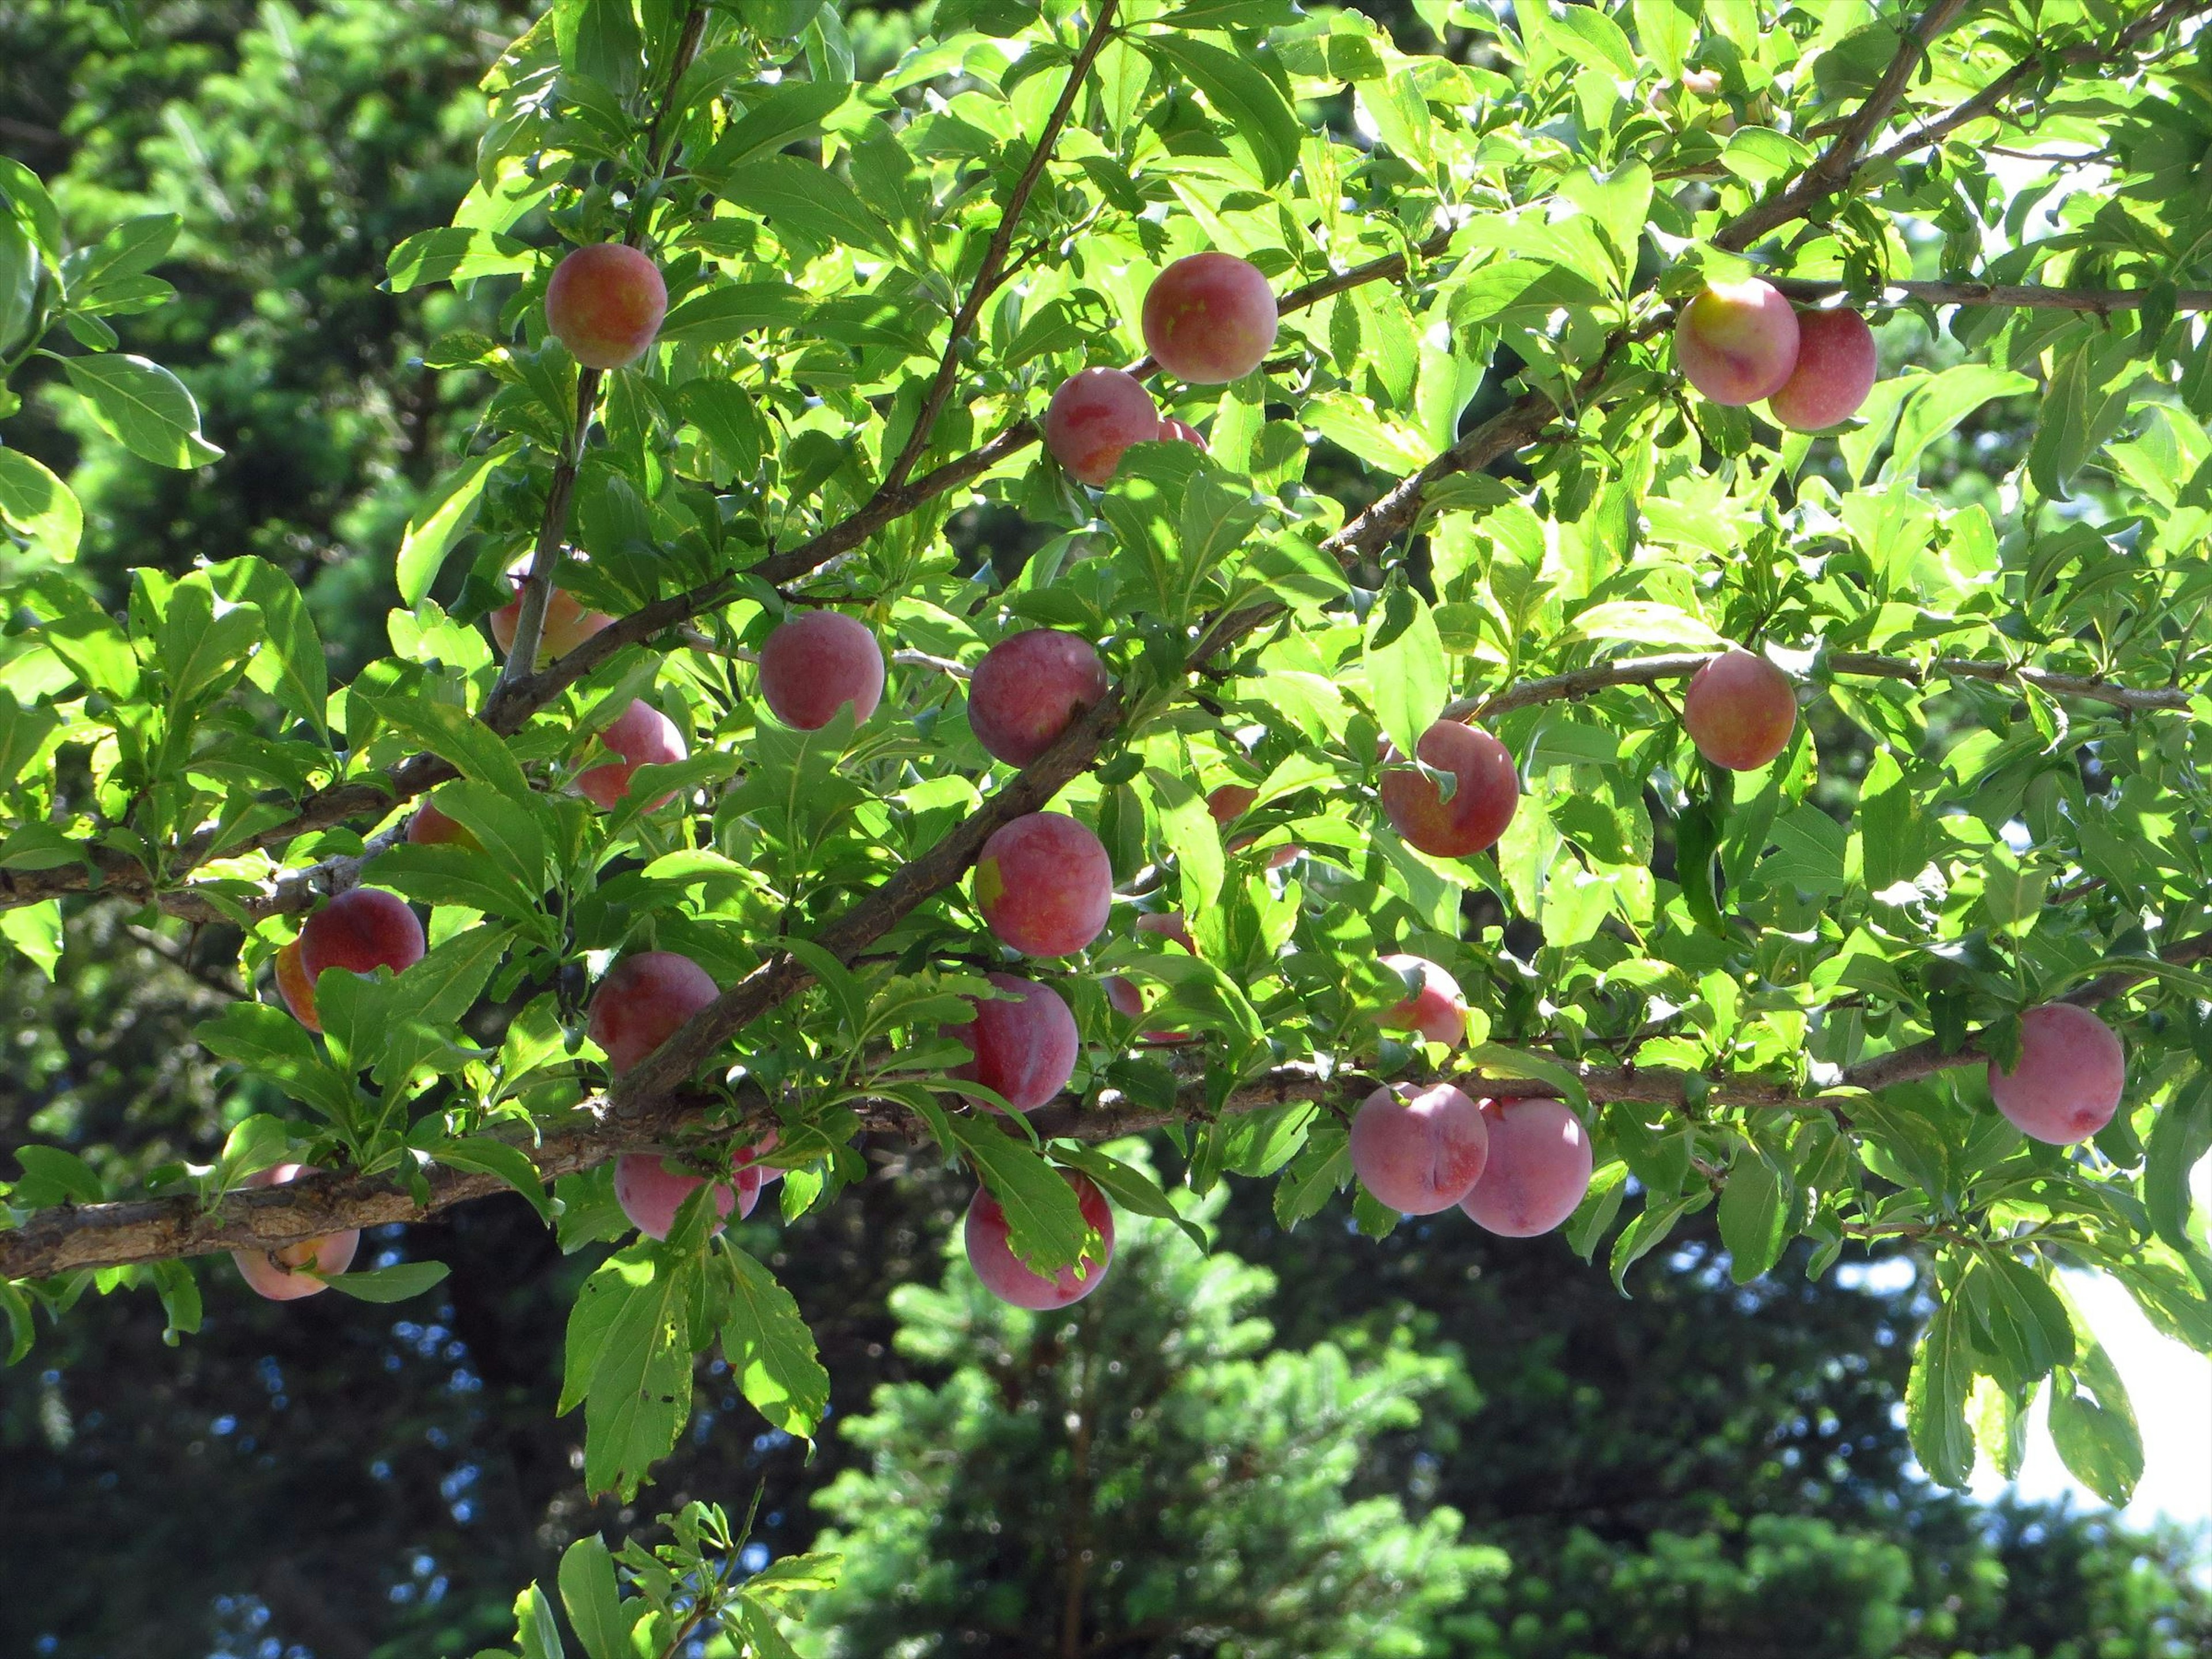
[1988,1002,2126,1145]
[1767,308,1878,433]
[1142,252,1278,384]
[1374,953,1467,1047]
[544,243,667,370]
[964,1171,1115,1309]
[1349,1082,1490,1214]
[613,1149,760,1241]
[1673,279,1800,406]
[230,1164,361,1301]
[967,628,1109,767]
[1459,1098,1593,1236]
[757,609,885,732]
[1379,721,1519,858]
[300,888,425,988]
[945,972,1081,1112]
[973,812,1112,957]
[1043,368,1158,487]
[577,699,688,810]
[587,950,719,1077]
[1682,649,1796,771]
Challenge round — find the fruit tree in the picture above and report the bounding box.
[4,0,2212,1642]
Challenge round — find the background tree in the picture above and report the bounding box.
[0,0,2209,1655]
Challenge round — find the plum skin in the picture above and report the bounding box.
[588,951,721,1077]
[1988,1003,2126,1145]
[544,243,668,370]
[1349,1082,1490,1214]
[406,799,479,851]
[490,584,614,664]
[613,1149,761,1241]
[1379,721,1520,858]
[1043,368,1159,487]
[1682,649,1796,771]
[1375,953,1467,1047]
[274,938,323,1032]
[965,1171,1115,1309]
[230,1164,361,1301]
[1768,308,1877,433]
[945,972,1081,1112]
[967,629,1110,767]
[758,610,885,732]
[1209,782,1298,868]
[299,888,426,988]
[1142,251,1279,384]
[1460,1099,1594,1237]
[1673,279,1801,406]
[577,699,688,810]
[973,812,1113,957]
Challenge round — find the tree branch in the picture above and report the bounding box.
[1770,275,2212,315]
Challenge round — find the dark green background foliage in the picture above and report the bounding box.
[1,0,2211,1655]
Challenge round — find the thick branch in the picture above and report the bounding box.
[1770,275,2212,315]
[15,912,2209,1278]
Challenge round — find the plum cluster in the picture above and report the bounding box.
[239,242,2124,1313]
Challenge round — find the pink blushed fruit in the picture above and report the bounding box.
[757,610,885,732]
[967,629,1110,767]
[299,888,425,987]
[973,812,1113,957]
[1349,1082,1490,1214]
[1681,649,1796,771]
[1375,953,1468,1048]
[1142,252,1279,384]
[1988,1003,2126,1146]
[964,1171,1115,1309]
[1460,1099,1593,1237]
[587,951,719,1077]
[1767,307,1878,433]
[1673,279,1801,406]
[544,243,667,370]
[230,1164,361,1301]
[577,699,688,810]
[1043,368,1160,487]
[1378,721,1520,858]
[613,1149,760,1241]
[944,972,1081,1112]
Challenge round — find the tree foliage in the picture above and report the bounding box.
[0,0,2209,1633]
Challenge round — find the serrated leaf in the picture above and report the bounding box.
[315,1260,450,1302]
[561,1245,694,1501]
[558,1535,643,1659]
[719,1243,830,1438]
[60,354,222,468]
[1907,1297,1976,1489]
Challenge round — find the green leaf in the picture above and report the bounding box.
[704,80,853,173]
[1907,1296,1977,1489]
[719,1243,831,1438]
[713,155,893,255]
[558,1535,643,1659]
[160,575,262,713]
[0,448,81,560]
[1881,365,2036,484]
[0,900,62,979]
[1271,1120,1351,1230]
[1633,0,1696,74]
[2048,1339,2142,1506]
[1717,1150,1787,1283]
[361,692,532,800]
[1363,581,1448,766]
[315,1260,450,1302]
[561,1245,695,1501]
[206,557,329,736]
[60,353,222,468]
[376,841,543,926]
[1138,35,1300,188]
[658,282,810,347]
[2144,1078,2212,1253]
[0,211,38,354]
[1051,1143,1209,1253]
[195,1003,359,1126]
[433,1136,553,1224]
[396,442,518,606]
[514,1583,567,1659]
[12,1143,105,1206]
